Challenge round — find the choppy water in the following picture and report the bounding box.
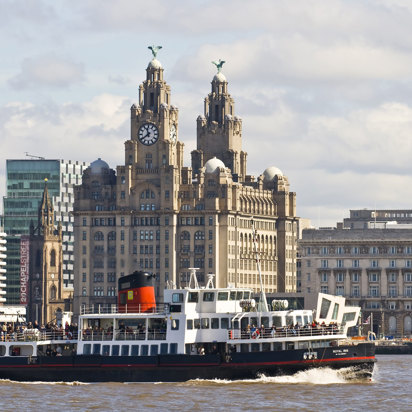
[0,355,410,411]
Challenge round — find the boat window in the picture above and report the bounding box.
[188,292,199,303]
[236,291,243,300]
[286,316,294,327]
[102,345,110,356]
[342,312,356,325]
[332,303,339,320]
[298,341,309,349]
[211,318,219,329]
[272,316,282,327]
[201,318,210,329]
[187,319,193,330]
[121,345,129,356]
[229,291,236,301]
[296,316,303,326]
[131,345,139,356]
[119,293,127,305]
[150,345,158,355]
[112,345,120,356]
[261,317,269,328]
[203,292,215,302]
[319,298,331,319]
[240,344,249,353]
[303,315,309,325]
[218,291,228,301]
[170,343,178,354]
[241,317,249,330]
[171,319,180,330]
[83,344,91,355]
[160,343,168,354]
[172,293,184,303]
[221,318,229,329]
[141,345,149,355]
[273,342,282,351]
[194,319,201,329]
[232,320,239,330]
[93,344,101,355]
[286,342,295,350]
[262,343,271,352]
[250,317,258,328]
[243,291,250,299]
[251,343,260,352]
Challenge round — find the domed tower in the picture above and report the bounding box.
[192,60,246,180]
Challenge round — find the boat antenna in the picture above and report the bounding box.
[188,268,200,289]
[251,218,269,312]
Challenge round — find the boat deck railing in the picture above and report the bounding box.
[228,325,344,340]
[0,330,78,343]
[81,329,167,342]
[80,303,169,315]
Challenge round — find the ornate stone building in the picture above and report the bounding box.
[73,49,298,317]
[299,225,412,337]
[28,182,68,325]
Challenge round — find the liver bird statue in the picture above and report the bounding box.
[148,45,162,59]
[212,59,225,73]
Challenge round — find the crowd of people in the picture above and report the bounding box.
[0,321,78,342]
[240,320,340,339]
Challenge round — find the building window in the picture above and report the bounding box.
[370,246,378,255]
[107,273,116,282]
[352,247,359,255]
[352,285,360,297]
[370,260,379,268]
[165,217,169,225]
[93,272,104,282]
[165,230,169,241]
[165,190,170,199]
[320,285,328,294]
[208,230,213,240]
[405,272,412,282]
[337,247,343,255]
[82,231,87,241]
[352,272,360,282]
[321,247,328,255]
[405,286,412,297]
[369,273,379,282]
[369,285,380,297]
[82,287,87,296]
[121,230,125,241]
[108,231,116,241]
[82,218,87,226]
[94,231,104,241]
[107,286,116,296]
[320,272,328,283]
[82,273,87,282]
[195,231,204,240]
[389,260,396,268]
[352,259,359,268]
[336,259,344,268]
[321,260,328,268]
[121,217,125,226]
[335,285,344,296]
[336,272,344,282]
[388,285,397,297]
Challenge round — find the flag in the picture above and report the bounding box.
[363,315,370,324]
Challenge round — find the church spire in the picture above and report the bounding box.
[39,179,55,235]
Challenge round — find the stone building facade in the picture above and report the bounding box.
[73,50,298,317]
[299,226,412,337]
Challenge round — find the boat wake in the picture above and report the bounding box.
[183,367,374,386]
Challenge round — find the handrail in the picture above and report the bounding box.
[81,328,167,341]
[80,303,169,315]
[228,326,344,340]
[0,330,78,343]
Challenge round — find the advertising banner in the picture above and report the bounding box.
[20,235,30,305]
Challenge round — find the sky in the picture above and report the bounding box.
[2,0,412,227]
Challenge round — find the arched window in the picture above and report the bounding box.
[50,285,57,300]
[389,316,397,334]
[108,231,116,241]
[180,231,190,241]
[405,315,412,334]
[36,250,42,267]
[50,249,56,267]
[94,231,104,241]
[82,287,87,297]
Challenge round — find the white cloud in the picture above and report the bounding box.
[8,54,84,89]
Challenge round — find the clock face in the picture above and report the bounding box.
[138,123,159,145]
[169,124,177,143]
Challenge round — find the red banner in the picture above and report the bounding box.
[20,235,30,305]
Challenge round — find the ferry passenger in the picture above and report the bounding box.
[270,326,276,338]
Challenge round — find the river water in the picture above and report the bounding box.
[0,355,410,411]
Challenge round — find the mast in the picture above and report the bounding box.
[251,218,269,312]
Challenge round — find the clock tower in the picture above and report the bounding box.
[191,60,247,180]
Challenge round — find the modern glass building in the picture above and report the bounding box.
[3,159,88,304]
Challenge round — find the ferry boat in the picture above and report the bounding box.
[0,269,375,382]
